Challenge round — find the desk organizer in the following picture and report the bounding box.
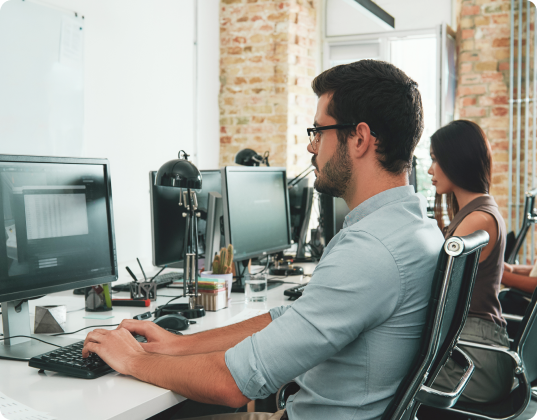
[196,275,229,311]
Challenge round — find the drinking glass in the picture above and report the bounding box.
[245,274,267,302]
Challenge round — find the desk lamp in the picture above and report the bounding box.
[235,148,270,166]
[155,150,205,318]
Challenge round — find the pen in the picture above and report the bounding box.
[137,258,148,282]
[126,266,139,283]
[112,299,150,307]
[149,266,167,282]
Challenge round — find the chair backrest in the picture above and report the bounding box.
[382,230,489,420]
[506,189,537,264]
[513,288,537,383]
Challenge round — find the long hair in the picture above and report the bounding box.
[431,120,492,230]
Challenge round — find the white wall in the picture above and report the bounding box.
[0,0,224,267]
[325,0,453,37]
[196,0,220,171]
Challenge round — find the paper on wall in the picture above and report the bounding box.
[0,392,56,420]
[59,16,82,67]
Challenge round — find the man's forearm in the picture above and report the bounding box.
[129,351,249,407]
[178,313,272,356]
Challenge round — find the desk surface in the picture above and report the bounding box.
[0,264,313,420]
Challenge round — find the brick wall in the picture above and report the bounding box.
[455,0,512,219]
[455,0,537,261]
[219,0,317,175]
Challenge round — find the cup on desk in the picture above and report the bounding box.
[245,274,268,302]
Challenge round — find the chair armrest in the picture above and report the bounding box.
[457,340,523,374]
[416,346,475,409]
[276,381,300,410]
[503,314,524,323]
[500,287,532,301]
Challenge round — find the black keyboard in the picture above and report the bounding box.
[112,272,182,292]
[29,329,182,379]
[284,284,308,300]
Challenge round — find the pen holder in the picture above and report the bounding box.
[85,284,113,312]
[130,281,157,301]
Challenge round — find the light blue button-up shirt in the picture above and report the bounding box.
[225,186,444,420]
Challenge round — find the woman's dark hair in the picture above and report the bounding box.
[312,60,424,174]
[431,119,492,230]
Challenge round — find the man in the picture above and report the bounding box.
[82,60,444,420]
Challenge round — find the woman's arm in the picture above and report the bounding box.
[502,270,537,294]
[452,211,497,263]
[504,262,533,276]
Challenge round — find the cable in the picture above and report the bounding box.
[151,295,185,316]
[51,324,120,336]
[0,335,61,348]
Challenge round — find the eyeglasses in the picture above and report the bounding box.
[307,124,377,152]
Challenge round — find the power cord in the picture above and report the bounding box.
[0,335,61,348]
[52,324,120,336]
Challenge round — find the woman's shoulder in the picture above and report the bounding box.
[454,211,498,241]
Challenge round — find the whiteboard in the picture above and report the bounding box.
[0,0,84,156]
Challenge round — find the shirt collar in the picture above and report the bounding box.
[343,186,416,228]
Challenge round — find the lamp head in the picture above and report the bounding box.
[155,150,202,189]
[235,148,269,167]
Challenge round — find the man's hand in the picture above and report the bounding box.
[117,319,185,355]
[82,327,145,375]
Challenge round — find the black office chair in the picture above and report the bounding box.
[276,231,490,420]
[420,288,537,420]
[500,189,537,329]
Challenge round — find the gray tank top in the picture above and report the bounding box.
[444,195,506,327]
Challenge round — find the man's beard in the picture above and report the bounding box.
[313,140,352,198]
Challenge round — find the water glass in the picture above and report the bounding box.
[245,274,268,302]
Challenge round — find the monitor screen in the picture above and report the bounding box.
[222,167,291,261]
[0,156,117,302]
[150,169,222,267]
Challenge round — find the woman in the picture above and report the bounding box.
[425,120,513,405]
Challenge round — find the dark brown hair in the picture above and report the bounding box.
[431,120,492,230]
[311,60,424,174]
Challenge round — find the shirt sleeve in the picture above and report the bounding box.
[225,231,402,400]
[269,305,291,320]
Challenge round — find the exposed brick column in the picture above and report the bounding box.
[219,0,317,175]
[455,0,511,219]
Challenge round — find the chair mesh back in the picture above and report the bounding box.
[437,254,469,351]
[381,232,484,420]
[428,252,478,380]
[515,290,537,383]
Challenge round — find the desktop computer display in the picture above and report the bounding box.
[0,155,117,360]
[149,169,222,267]
[221,167,291,263]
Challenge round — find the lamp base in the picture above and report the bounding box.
[154,303,206,319]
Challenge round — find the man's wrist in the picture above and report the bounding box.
[127,351,150,378]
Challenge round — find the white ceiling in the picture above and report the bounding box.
[325,0,453,37]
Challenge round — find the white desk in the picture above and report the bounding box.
[0,265,313,420]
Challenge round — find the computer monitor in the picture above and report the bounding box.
[0,155,117,360]
[288,177,314,260]
[149,169,222,268]
[221,166,292,284]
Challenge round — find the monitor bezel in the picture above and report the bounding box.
[149,169,222,267]
[0,154,118,302]
[221,166,292,262]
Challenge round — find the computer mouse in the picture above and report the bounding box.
[153,313,190,331]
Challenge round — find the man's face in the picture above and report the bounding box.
[307,94,353,198]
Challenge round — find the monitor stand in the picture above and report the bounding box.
[231,261,284,293]
[0,300,79,361]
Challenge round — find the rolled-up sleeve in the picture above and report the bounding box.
[269,305,291,320]
[225,231,402,400]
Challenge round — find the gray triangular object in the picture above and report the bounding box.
[34,310,64,333]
